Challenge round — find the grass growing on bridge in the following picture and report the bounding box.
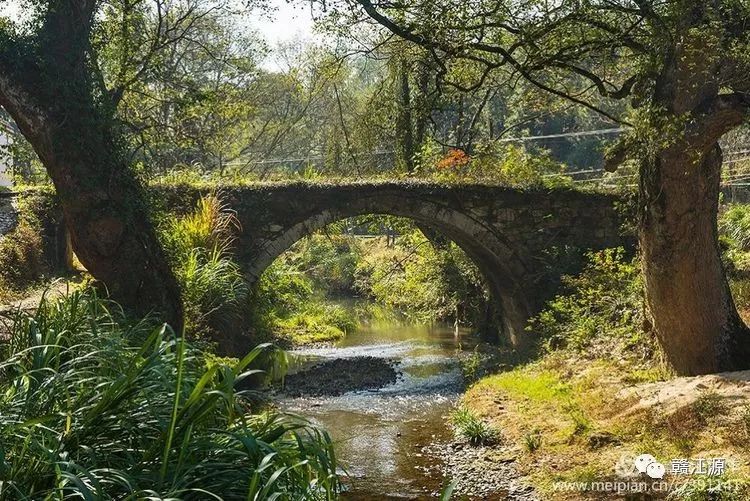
[0,288,340,500]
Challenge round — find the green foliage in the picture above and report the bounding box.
[286,235,362,295]
[451,407,499,446]
[160,194,247,335]
[162,194,239,257]
[718,204,750,314]
[250,218,488,344]
[273,302,358,345]
[721,204,750,251]
[354,227,488,324]
[428,144,569,187]
[250,256,357,345]
[460,346,484,384]
[0,198,47,301]
[529,248,653,360]
[721,204,750,275]
[0,289,340,499]
[178,246,248,333]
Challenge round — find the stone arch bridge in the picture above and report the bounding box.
[2,182,628,350]
[158,182,628,348]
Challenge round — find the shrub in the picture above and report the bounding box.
[451,406,499,446]
[529,248,654,361]
[460,346,484,384]
[0,200,46,301]
[0,289,340,499]
[428,143,568,187]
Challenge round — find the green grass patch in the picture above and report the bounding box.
[475,367,570,403]
[451,406,500,446]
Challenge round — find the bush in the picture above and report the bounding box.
[529,248,654,361]
[428,143,569,187]
[0,199,46,301]
[0,289,340,499]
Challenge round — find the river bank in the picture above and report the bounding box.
[461,352,750,500]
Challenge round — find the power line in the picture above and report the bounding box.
[223,128,627,167]
[497,127,625,142]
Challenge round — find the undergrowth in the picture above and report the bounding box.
[0,288,340,499]
[160,194,247,336]
[0,196,47,302]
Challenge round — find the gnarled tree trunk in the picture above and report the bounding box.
[640,31,750,374]
[641,142,750,375]
[0,1,183,329]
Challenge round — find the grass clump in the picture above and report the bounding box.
[693,390,727,421]
[720,204,750,252]
[451,406,499,446]
[161,194,248,336]
[0,289,340,499]
[523,430,542,452]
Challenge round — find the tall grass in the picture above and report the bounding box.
[0,289,340,499]
[721,204,750,251]
[161,194,248,334]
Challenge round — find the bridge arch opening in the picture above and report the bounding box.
[238,193,536,347]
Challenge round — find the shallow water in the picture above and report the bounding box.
[279,319,478,499]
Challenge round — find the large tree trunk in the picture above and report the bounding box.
[637,10,750,376]
[0,1,183,329]
[640,142,750,375]
[1,96,184,330]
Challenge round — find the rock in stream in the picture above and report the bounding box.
[282,356,400,397]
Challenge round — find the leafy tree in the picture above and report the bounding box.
[334,0,750,375]
[106,9,265,174]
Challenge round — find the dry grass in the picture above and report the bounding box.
[463,355,750,499]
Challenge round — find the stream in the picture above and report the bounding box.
[277,318,478,499]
